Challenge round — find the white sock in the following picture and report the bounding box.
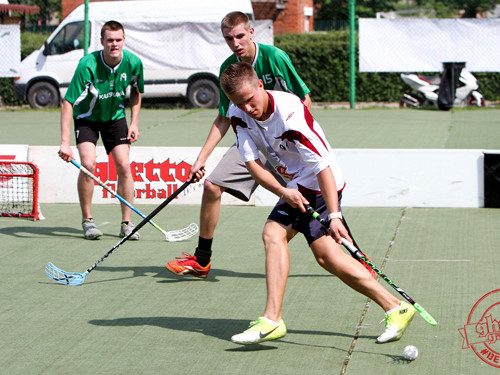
[385,302,401,316]
[262,316,279,325]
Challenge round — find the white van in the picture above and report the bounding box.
[14,0,273,109]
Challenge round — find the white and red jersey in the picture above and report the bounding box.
[228,90,345,194]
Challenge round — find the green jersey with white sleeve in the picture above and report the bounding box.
[65,49,144,122]
[218,43,310,117]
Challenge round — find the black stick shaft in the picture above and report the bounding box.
[86,177,195,273]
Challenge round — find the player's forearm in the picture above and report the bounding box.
[60,100,73,145]
[317,166,350,244]
[317,167,340,215]
[303,94,312,110]
[196,114,230,164]
[129,90,142,126]
[246,159,286,198]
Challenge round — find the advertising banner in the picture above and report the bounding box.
[29,146,252,206]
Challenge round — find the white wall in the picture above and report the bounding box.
[256,149,485,207]
[0,24,20,77]
[1,145,488,208]
[359,18,500,72]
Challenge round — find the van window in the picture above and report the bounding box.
[46,21,89,55]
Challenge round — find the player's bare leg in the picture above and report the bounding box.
[77,142,97,220]
[261,220,295,323]
[310,236,415,343]
[199,179,226,239]
[77,142,102,239]
[110,144,134,223]
[230,220,291,345]
[310,235,399,311]
[111,144,139,239]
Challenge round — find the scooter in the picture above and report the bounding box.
[400,67,484,109]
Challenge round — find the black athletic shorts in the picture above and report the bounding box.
[268,192,343,246]
[74,117,130,154]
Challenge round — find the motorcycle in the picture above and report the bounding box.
[400,66,484,109]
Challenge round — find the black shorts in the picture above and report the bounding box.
[74,117,130,154]
[268,192,343,246]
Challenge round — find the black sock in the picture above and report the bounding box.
[194,237,213,267]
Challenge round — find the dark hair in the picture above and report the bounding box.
[221,11,250,32]
[220,62,257,96]
[101,20,125,39]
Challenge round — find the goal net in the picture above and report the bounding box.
[0,161,43,221]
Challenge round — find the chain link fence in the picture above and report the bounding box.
[2,17,500,108]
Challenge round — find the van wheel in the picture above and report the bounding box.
[187,79,219,108]
[27,82,59,109]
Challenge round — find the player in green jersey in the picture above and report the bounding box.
[166,11,311,277]
[59,20,144,240]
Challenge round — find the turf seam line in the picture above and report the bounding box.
[339,299,372,375]
[339,207,407,375]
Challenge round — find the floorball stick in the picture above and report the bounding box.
[70,158,197,242]
[45,175,198,286]
[305,205,437,326]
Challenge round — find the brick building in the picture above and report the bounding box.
[61,0,314,34]
[250,0,314,34]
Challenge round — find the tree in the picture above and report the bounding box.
[448,0,498,17]
[314,0,348,20]
[9,0,61,25]
[315,0,400,19]
[357,0,400,17]
[315,0,499,19]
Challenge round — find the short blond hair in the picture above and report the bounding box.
[220,62,258,97]
[221,11,250,32]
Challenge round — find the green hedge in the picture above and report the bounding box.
[21,32,51,60]
[275,31,500,103]
[0,78,18,106]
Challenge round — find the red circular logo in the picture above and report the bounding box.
[459,289,500,367]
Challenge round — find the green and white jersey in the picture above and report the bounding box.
[65,49,144,122]
[219,43,310,117]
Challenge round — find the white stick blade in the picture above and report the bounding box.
[164,223,199,242]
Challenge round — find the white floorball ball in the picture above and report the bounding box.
[403,345,419,361]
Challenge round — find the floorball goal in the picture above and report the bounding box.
[0,161,43,221]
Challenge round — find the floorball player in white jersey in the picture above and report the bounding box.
[220,61,416,346]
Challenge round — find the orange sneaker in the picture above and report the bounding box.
[166,252,211,278]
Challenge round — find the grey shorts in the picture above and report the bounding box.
[207,144,284,202]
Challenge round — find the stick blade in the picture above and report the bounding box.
[45,262,86,286]
[164,223,198,242]
[414,303,438,326]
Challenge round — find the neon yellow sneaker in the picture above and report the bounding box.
[377,301,416,343]
[231,317,287,345]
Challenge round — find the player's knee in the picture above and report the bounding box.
[262,224,285,248]
[115,161,131,178]
[81,160,96,173]
[262,226,272,245]
[203,180,223,200]
[314,254,328,269]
